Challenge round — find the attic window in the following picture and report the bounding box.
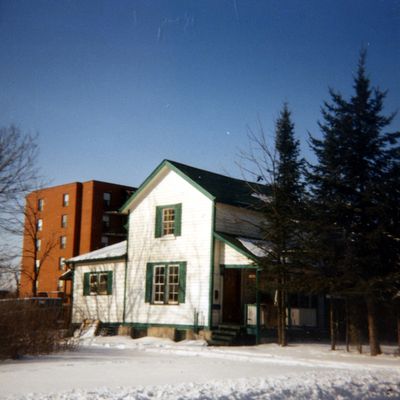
[162,208,175,235]
[155,204,182,238]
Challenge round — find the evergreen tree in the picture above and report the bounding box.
[309,51,400,355]
[260,103,304,346]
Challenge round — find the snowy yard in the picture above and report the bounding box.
[0,336,399,399]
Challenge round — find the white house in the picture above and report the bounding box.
[68,160,321,341]
[68,160,266,338]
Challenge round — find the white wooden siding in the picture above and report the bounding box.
[215,203,263,238]
[125,168,214,327]
[72,260,125,324]
[211,240,255,326]
[218,240,255,265]
[211,241,222,326]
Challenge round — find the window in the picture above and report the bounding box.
[102,214,110,229]
[37,219,43,231]
[62,193,69,207]
[103,192,111,208]
[162,208,175,235]
[83,271,113,296]
[59,257,65,270]
[60,235,67,249]
[38,199,44,211]
[155,204,182,238]
[153,265,165,304]
[36,239,41,251]
[167,264,180,304]
[289,294,318,309]
[145,262,186,304]
[57,280,64,291]
[101,236,109,247]
[61,214,68,228]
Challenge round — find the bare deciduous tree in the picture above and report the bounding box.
[0,125,40,291]
[21,192,58,297]
[0,125,39,233]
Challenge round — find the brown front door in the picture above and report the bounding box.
[222,269,242,324]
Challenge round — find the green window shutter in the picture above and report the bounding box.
[83,273,90,296]
[145,263,153,303]
[107,271,113,295]
[155,206,162,238]
[178,262,187,303]
[174,204,182,236]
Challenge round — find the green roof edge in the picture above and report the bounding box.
[66,254,127,266]
[119,160,215,213]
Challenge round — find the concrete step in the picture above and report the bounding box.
[212,329,238,337]
[212,333,236,342]
[207,339,234,346]
[217,324,242,331]
[208,324,244,346]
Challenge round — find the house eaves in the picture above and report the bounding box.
[119,160,216,213]
[120,159,267,213]
[66,241,127,266]
[214,231,267,262]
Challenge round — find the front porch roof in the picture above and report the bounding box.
[214,232,269,262]
[59,269,72,281]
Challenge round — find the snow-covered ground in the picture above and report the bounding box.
[1,336,399,399]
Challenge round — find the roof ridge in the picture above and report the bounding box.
[165,159,254,185]
[165,159,267,209]
[121,159,268,213]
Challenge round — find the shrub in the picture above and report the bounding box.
[0,298,73,359]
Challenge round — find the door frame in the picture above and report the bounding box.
[221,268,243,324]
[220,264,260,327]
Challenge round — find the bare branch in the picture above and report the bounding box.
[0,125,41,290]
[0,125,39,234]
[21,192,59,296]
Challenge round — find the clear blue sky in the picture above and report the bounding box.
[1,0,399,188]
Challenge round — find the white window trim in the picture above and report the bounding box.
[162,207,176,236]
[89,272,109,295]
[152,263,180,305]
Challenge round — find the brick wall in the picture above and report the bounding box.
[20,181,134,299]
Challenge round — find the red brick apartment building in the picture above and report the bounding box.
[20,181,135,300]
